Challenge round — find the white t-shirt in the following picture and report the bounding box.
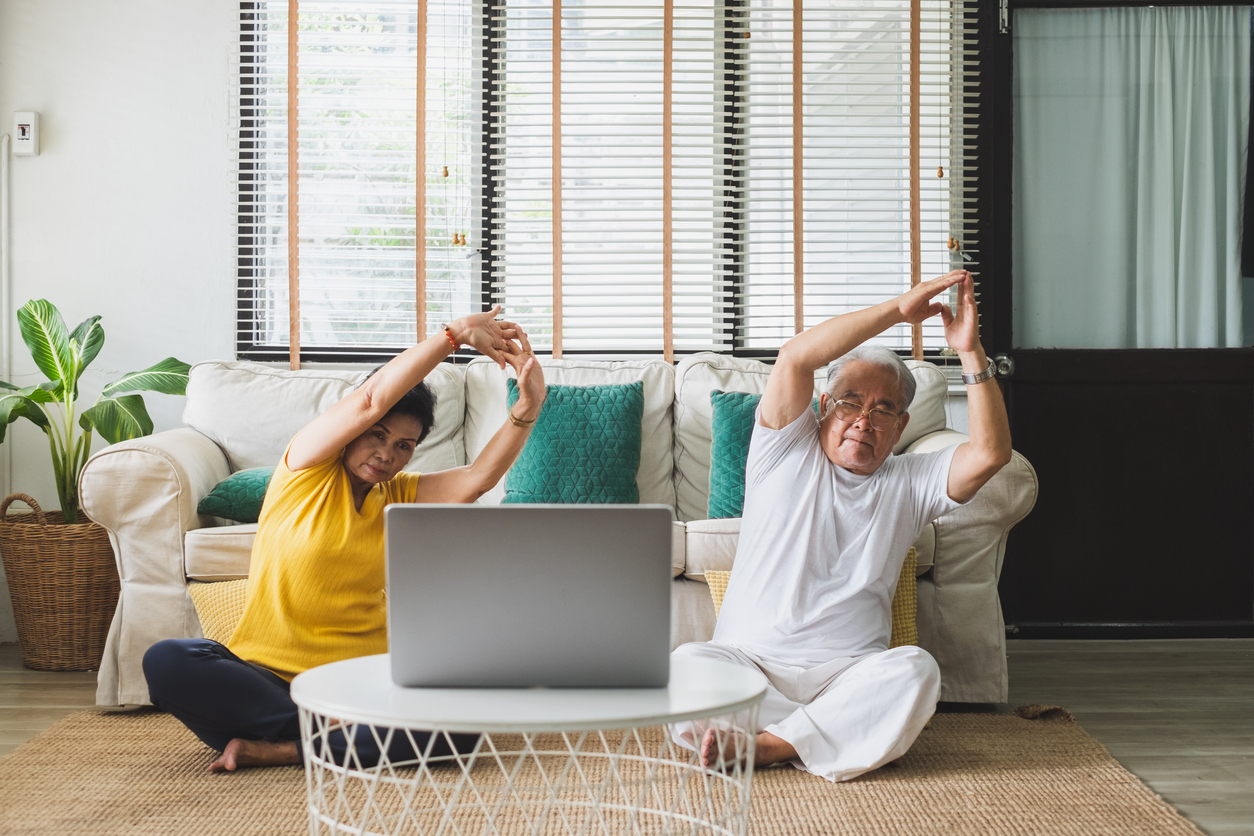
[712,406,964,667]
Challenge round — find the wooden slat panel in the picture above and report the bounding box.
[793,0,804,335]
[287,0,301,369]
[416,0,427,340]
[663,0,674,361]
[909,0,922,360]
[552,0,563,358]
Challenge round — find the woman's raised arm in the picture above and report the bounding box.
[286,307,527,471]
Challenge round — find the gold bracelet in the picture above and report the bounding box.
[508,408,536,428]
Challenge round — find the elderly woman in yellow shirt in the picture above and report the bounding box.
[143,307,546,771]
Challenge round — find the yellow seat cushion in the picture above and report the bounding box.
[187,579,249,645]
[705,546,919,649]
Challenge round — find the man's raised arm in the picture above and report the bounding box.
[759,270,969,429]
[941,273,1012,503]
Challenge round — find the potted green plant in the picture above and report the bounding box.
[0,299,190,670]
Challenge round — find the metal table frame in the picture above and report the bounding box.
[292,654,766,836]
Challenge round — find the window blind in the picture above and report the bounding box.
[740,0,979,351]
[487,0,737,356]
[235,0,479,364]
[487,0,979,355]
[237,0,979,361]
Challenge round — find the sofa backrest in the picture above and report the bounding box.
[181,355,947,514]
[672,354,948,522]
[182,360,467,473]
[463,358,677,508]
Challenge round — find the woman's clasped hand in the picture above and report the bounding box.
[446,305,533,369]
[448,306,546,424]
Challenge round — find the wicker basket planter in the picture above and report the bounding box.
[0,494,119,671]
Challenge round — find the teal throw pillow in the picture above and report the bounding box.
[708,391,762,519]
[503,380,644,504]
[197,467,274,523]
[707,392,820,519]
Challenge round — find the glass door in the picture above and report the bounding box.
[985,3,1254,637]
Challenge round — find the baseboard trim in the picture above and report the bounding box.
[1006,622,1254,639]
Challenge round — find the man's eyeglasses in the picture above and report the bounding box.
[830,400,902,432]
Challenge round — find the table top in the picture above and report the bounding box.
[291,654,767,733]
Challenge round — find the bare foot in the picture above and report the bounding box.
[700,728,798,770]
[209,738,300,772]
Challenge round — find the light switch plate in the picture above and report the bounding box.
[13,112,39,156]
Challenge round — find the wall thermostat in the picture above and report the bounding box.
[13,112,39,156]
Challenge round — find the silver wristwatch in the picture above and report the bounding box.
[961,358,997,385]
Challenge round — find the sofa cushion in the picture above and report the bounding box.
[670,521,687,578]
[185,510,690,582]
[184,524,256,581]
[707,391,762,519]
[703,546,919,647]
[683,517,935,580]
[502,380,644,504]
[707,391,823,519]
[682,518,741,577]
[187,579,248,643]
[197,467,273,523]
[182,360,467,474]
[673,353,948,522]
[465,358,676,509]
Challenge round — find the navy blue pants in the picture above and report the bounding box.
[143,639,478,767]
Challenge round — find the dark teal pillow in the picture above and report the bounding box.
[197,467,274,523]
[503,380,644,504]
[707,392,820,519]
[708,391,762,518]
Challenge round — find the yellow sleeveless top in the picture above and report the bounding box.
[227,446,419,681]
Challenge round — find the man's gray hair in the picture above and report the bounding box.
[824,345,917,412]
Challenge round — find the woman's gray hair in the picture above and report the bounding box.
[824,345,916,412]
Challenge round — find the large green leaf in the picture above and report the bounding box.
[16,300,76,389]
[18,382,63,404]
[66,315,105,397]
[81,394,153,445]
[102,357,191,398]
[0,381,17,390]
[0,392,50,444]
[69,316,105,372]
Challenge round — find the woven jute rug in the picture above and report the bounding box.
[0,707,1203,836]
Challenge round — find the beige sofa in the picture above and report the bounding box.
[79,355,1037,708]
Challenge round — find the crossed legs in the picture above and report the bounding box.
[143,639,478,771]
[669,641,940,782]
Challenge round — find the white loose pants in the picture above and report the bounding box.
[669,641,940,783]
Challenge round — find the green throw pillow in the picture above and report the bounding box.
[707,391,819,519]
[503,380,644,504]
[197,467,274,523]
[708,391,762,519]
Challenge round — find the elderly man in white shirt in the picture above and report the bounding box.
[672,269,1012,783]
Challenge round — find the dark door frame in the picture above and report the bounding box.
[978,0,1254,639]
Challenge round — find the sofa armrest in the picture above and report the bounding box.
[79,428,231,706]
[906,429,1039,702]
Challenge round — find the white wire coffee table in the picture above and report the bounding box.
[291,654,766,836]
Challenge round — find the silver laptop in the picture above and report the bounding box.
[386,504,673,688]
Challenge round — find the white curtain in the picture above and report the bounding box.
[1013,7,1251,348]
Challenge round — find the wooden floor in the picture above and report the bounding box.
[2,640,1251,834]
[1005,639,1254,836]
[0,643,100,760]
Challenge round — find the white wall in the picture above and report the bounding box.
[0,0,238,641]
